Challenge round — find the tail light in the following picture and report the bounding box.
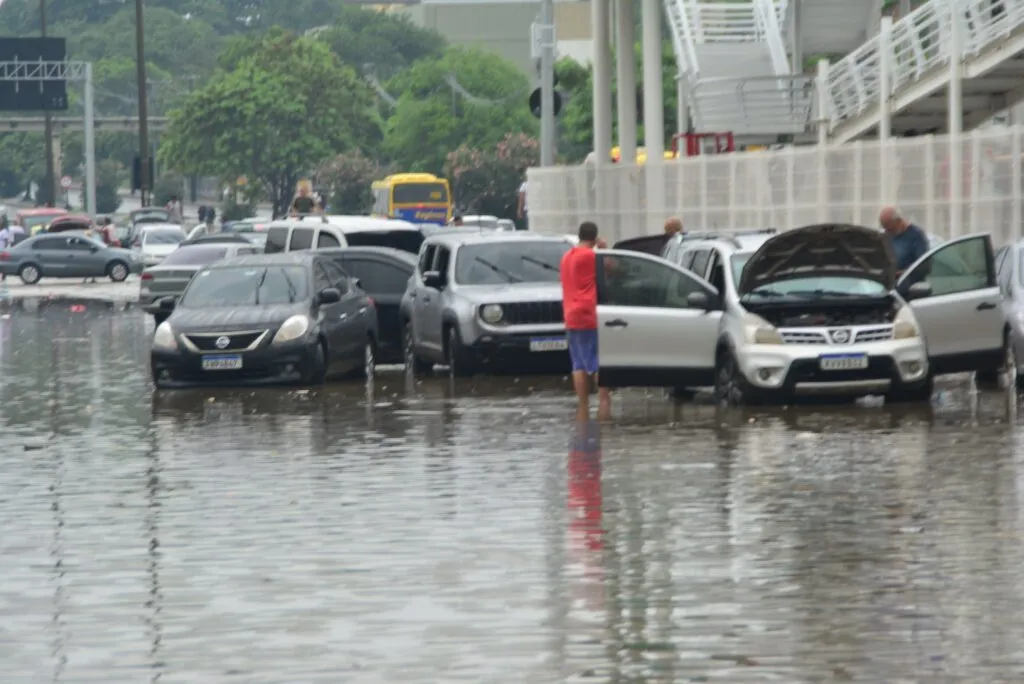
[0,251,9,261]
[141,272,153,281]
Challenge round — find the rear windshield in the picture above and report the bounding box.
[20,215,60,231]
[393,183,449,204]
[181,266,309,307]
[144,229,185,244]
[161,245,229,265]
[344,230,424,254]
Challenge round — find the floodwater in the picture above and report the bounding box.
[2,308,1024,682]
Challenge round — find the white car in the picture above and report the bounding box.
[134,224,187,267]
[595,224,1009,403]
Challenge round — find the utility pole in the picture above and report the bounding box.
[40,0,55,208]
[538,0,555,166]
[135,0,151,206]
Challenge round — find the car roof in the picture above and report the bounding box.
[672,229,776,253]
[213,252,318,268]
[424,231,569,248]
[138,223,185,232]
[18,208,67,216]
[49,214,92,223]
[275,215,420,233]
[315,246,418,265]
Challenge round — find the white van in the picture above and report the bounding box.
[263,216,426,255]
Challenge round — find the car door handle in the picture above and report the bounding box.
[605,319,628,328]
[339,313,348,321]
[977,301,997,310]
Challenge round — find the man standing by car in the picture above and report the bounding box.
[561,221,611,421]
[879,206,929,276]
[664,217,683,235]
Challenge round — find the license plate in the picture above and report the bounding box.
[529,336,568,352]
[202,354,242,371]
[819,353,868,371]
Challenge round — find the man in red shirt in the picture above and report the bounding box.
[561,221,611,420]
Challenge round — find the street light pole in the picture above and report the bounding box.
[135,0,150,206]
[40,0,55,208]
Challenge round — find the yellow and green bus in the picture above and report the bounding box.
[371,173,452,225]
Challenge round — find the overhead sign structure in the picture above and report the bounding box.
[0,37,68,112]
[60,175,72,189]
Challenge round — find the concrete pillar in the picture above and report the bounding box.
[790,0,803,73]
[949,4,964,236]
[642,0,664,231]
[677,76,689,140]
[816,58,830,146]
[614,0,637,164]
[878,16,893,204]
[591,0,613,164]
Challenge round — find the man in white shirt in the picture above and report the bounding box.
[516,179,528,230]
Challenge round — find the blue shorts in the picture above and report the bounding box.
[566,328,599,374]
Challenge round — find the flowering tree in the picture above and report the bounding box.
[314,151,383,215]
[445,133,539,218]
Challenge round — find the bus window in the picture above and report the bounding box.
[394,183,448,204]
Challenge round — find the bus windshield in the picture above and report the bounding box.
[393,183,449,205]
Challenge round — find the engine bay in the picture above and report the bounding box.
[747,298,898,328]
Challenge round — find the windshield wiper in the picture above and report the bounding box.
[745,288,786,297]
[790,289,861,298]
[253,268,268,305]
[280,269,298,303]
[520,255,558,272]
[474,256,521,283]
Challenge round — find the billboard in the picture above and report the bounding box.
[0,37,68,112]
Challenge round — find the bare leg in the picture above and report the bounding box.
[572,370,590,420]
[594,373,611,421]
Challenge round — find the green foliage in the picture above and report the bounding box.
[159,31,381,217]
[221,198,256,222]
[153,172,187,206]
[95,160,122,214]
[383,46,537,174]
[445,133,537,219]
[314,8,445,79]
[314,151,382,215]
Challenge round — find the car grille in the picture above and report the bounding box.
[184,330,266,352]
[781,330,827,345]
[854,326,893,342]
[499,301,563,325]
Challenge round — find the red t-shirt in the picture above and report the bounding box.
[560,246,597,329]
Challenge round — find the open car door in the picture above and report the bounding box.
[896,233,1004,375]
[595,250,722,388]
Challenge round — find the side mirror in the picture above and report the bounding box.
[317,287,342,305]
[158,296,176,311]
[906,281,932,300]
[90,245,99,252]
[422,270,443,289]
[687,291,711,310]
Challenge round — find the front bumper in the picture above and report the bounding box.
[150,336,315,388]
[736,337,929,396]
[466,331,570,369]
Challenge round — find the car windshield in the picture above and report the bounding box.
[744,276,887,298]
[454,241,569,285]
[180,266,308,307]
[21,215,60,231]
[134,211,170,224]
[160,245,229,266]
[144,229,185,245]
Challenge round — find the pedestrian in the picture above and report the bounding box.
[517,177,529,230]
[664,217,683,235]
[0,216,10,284]
[289,180,321,217]
[879,206,929,277]
[560,221,611,421]
[165,195,183,224]
[451,213,464,227]
[100,217,118,247]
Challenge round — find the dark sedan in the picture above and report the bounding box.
[150,252,379,388]
[317,246,416,364]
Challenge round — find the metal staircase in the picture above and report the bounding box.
[793,0,885,57]
[664,0,815,136]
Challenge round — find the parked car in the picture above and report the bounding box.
[401,232,571,376]
[264,216,425,255]
[318,247,417,364]
[181,234,253,247]
[243,232,268,249]
[15,207,68,236]
[149,252,378,388]
[596,224,1008,404]
[988,240,1024,390]
[133,224,187,266]
[140,242,263,324]
[0,231,143,284]
[46,214,95,234]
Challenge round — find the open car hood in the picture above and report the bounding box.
[737,223,896,295]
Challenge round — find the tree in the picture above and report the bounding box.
[446,133,537,218]
[159,32,381,217]
[314,7,445,79]
[153,171,187,206]
[314,151,383,215]
[95,160,122,214]
[383,46,537,174]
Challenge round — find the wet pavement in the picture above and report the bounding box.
[2,309,1024,682]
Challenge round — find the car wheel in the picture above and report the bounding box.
[18,263,41,285]
[886,375,934,403]
[403,322,432,375]
[303,341,327,385]
[446,326,475,378]
[150,363,169,390]
[356,336,376,379]
[713,348,753,406]
[107,260,129,282]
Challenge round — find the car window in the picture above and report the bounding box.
[995,245,1009,279]
[143,229,185,245]
[689,249,710,277]
[419,244,437,274]
[706,250,726,292]
[266,227,288,254]
[730,253,753,283]
[433,246,451,277]
[32,237,66,250]
[344,230,424,254]
[904,236,992,297]
[162,246,230,264]
[996,246,1012,293]
[598,254,705,308]
[313,263,332,292]
[235,247,260,256]
[317,231,341,249]
[66,236,95,251]
[344,258,413,295]
[289,228,315,251]
[679,249,696,270]
[321,260,350,294]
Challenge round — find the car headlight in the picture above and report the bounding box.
[743,313,783,345]
[272,315,311,344]
[480,304,503,324]
[152,321,177,350]
[892,306,920,339]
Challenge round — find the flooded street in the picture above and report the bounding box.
[3,309,1024,682]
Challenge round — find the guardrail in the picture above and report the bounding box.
[690,75,815,133]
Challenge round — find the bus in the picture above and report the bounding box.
[371,173,452,225]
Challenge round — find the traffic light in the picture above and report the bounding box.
[131,155,155,192]
[529,88,562,118]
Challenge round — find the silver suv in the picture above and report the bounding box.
[401,232,572,376]
[596,225,1009,404]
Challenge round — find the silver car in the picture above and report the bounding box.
[596,224,1008,403]
[401,232,571,376]
[0,231,144,284]
[140,242,263,323]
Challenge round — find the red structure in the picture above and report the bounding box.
[671,132,735,157]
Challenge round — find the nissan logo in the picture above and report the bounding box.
[830,328,851,344]
[215,336,231,349]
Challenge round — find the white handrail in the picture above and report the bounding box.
[753,0,791,75]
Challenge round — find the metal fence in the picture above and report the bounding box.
[526,126,1024,246]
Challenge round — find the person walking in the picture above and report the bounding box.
[561,221,611,421]
[517,178,529,230]
[879,206,929,277]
